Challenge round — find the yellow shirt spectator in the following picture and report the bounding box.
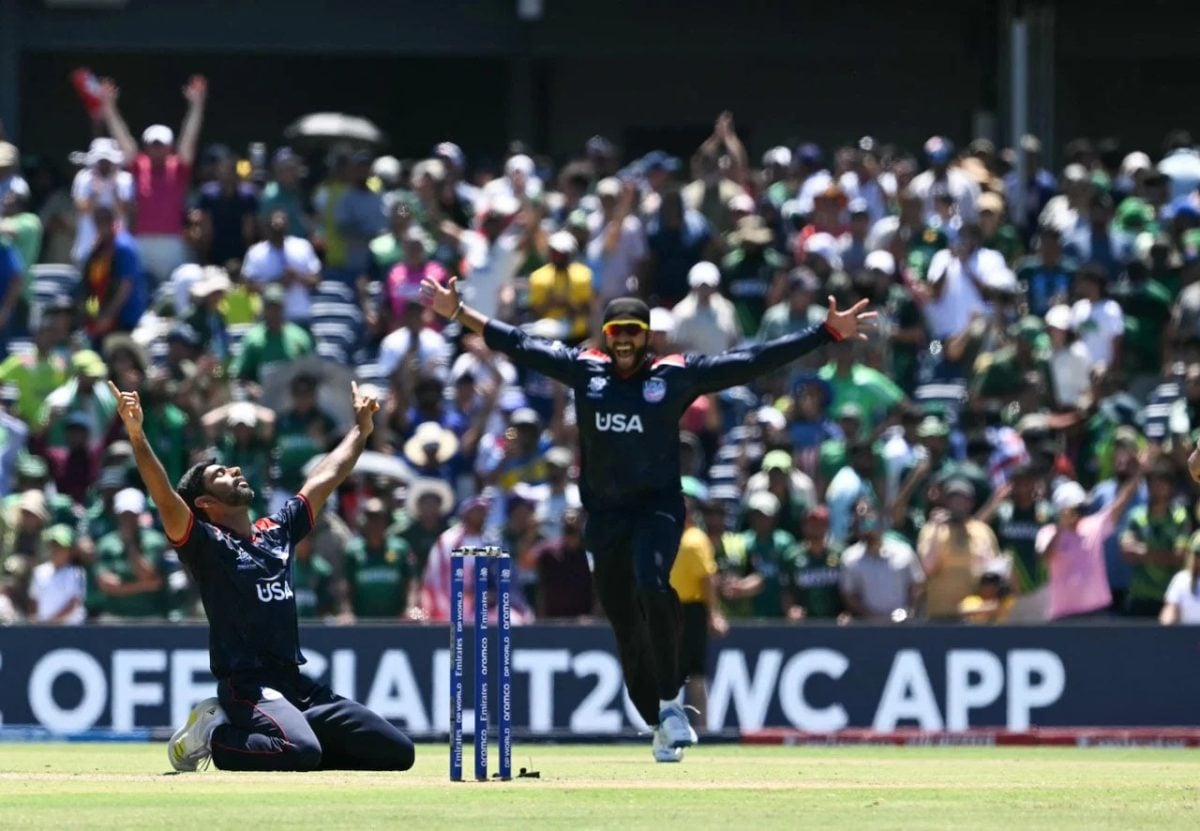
[671,526,717,603]
[528,261,594,342]
[917,518,1001,619]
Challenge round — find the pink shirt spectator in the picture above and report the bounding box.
[420,526,530,624]
[388,260,447,321]
[1036,511,1114,619]
[131,153,190,235]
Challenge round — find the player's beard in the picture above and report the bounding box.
[225,482,256,507]
[608,343,647,373]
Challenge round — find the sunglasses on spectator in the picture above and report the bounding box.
[603,321,648,338]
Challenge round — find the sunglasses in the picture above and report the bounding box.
[603,322,647,338]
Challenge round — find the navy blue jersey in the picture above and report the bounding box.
[483,320,835,509]
[171,495,315,678]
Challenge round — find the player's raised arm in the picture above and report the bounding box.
[299,382,379,516]
[420,275,577,384]
[108,380,193,543]
[688,296,876,394]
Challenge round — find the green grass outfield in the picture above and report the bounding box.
[1,743,1198,830]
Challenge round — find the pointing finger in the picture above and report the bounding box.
[107,380,121,397]
[827,295,838,314]
[848,298,871,315]
[351,381,360,400]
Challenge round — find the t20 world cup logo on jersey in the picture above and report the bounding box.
[643,378,666,403]
[587,376,608,399]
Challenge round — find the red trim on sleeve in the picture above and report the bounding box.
[823,321,846,342]
[577,348,612,363]
[297,492,316,527]
[651,354,686,369]
[167,511,195,548]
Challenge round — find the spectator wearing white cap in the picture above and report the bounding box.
[1038,461,1144,620]
[1044,304,1092,409]
[1117,151,1153,199]
[1157,130,1200,201]
[479,153,542,210]
[670,261,741,355]
[909,136,980,223]
[0,141,29,205]
[69,137,133,264]
[447,193,524,321]
[648,306,676,354]
[1038,163,1093,238]
[97,75,208,280]
[587,177,648,303]
[93,487,172,619]
[527,230,595,343]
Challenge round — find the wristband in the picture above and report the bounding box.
[823,320,846,342]
[452,301,464,321]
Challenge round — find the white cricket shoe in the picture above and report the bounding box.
[652,724,683,763]
[168,697,228,772]
[658,701,698,748]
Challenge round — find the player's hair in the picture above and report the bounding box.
[176,459,216,521]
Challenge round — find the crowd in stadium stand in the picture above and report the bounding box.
[4,74,1200,628]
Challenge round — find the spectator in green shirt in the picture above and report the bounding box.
[0,320,70,425]
[756,268,825,343]
[201,400,275,517]
[718,491,800,618]
[970,316,1052,407]
[271,373,337,498]
[1120,459,1190,617]
[92,488,172,619]
[787,505,844,620]
[291,529,338,620]
[256,148,309,238]
[817,340,906,429]
[231,285,313,384]
[977,192,1023,265]
[344,497,415,619]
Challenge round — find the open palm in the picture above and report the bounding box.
[825,296,877,341]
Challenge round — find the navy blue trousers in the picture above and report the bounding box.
[210,668,415,772]
[584,493,686,726]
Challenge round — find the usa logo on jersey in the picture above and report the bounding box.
[643,378,666,403]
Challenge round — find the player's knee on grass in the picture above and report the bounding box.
[288,735,323,771]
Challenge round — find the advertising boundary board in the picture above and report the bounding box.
[0,624,1196,737]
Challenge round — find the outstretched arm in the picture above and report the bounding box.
[688,296,875,394]
[420,274,577,384]
[177,76,207,167]
[96,79,138,164]
[108,381,192,543]
[300,383,380,517]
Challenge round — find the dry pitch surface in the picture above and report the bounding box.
[1,743,1198,829]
